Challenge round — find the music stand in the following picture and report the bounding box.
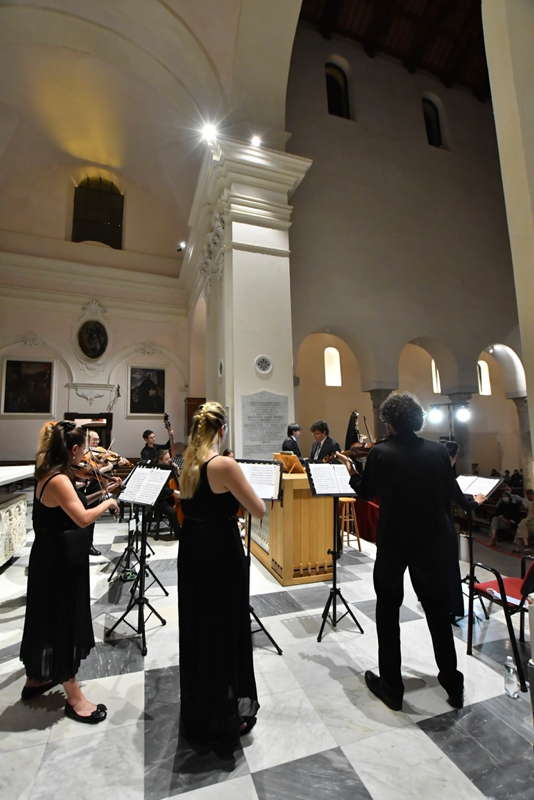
[237,460,284,655]
[104,465,170,655]
[305,462,364,642]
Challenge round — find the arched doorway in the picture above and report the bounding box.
[295,333,373,456]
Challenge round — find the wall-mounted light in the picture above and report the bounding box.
[455,406,471,423]
[250,135,262,147]
[428,407,444,425]
[201,123,218,144]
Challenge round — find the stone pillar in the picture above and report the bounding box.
[512,396,534,488]
[482,1,534,484]
[448,392,472,474]
[184,137,312,457]
[368,389,395,441]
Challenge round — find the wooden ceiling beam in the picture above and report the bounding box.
[318,0,345,39]
[362,0,396,58]
[403,0,453,73]
[440,3,481,88]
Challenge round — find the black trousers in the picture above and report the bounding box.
[373,543,462,697]
[155,501,181,538]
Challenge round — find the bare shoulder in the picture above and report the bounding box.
[208,455,239,474]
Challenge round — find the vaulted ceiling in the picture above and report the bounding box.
[300,0,490,101]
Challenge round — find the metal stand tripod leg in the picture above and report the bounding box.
[317,496,364,642]
[108,521,140,583]
[245,513,283,655]
[105,506,167,655]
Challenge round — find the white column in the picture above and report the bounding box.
[482,0,534,482]
[184,138,312,456]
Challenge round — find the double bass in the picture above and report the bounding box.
[163,412,184,526]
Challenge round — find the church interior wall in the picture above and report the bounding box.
[286,24,518,395]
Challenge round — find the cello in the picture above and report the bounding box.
[163,412,185,527]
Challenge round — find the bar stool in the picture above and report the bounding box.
[339,498,361,551]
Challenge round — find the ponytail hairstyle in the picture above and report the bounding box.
[35,420,85,480]
[179,401,226,498]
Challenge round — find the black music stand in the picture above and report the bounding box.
[237,459,284,656]
[305,462,364,642]
[104,465,170,655]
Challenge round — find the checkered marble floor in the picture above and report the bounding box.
[1,496,533,800]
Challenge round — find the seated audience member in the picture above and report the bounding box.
[282,424,302,458]
[154,450,181,539]
[490,468,501,478]
[140,429,170,463]
[222,449,235,458]
[471,463,480,476]
[510,468,523,495]
[310,421,340,462]
[515,488,534,550]
[489,483,526,546]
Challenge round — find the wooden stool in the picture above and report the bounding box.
[339,498,361,551]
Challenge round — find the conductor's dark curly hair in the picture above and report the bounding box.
[380,392,424,434]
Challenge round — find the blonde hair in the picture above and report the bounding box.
[179,401,226,498]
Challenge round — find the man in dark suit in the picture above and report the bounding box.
[309,420,340,462]
[338,392,464,711]
[282,423,302,458]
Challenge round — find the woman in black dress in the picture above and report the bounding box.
[20,421,118,723]
[179,402,265,755]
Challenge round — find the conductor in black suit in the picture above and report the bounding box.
[337,393,464,711]
[282,424,302,458]
[310,420,340,462]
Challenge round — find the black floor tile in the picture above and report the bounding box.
[253,747,371,800]
[144,666,247,799]
[353,599,422,623]
[145,559,178,587]
[250,592,304,618]
[288,585,332,610]
[474,637,531,676]
[77,638,145,680]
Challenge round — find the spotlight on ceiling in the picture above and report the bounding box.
[176,240,187,252]
[250,135,262,147]
[455,406,471,423]
[201,123,218,144]
[428,407,444,425]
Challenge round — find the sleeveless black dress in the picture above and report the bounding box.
[178,457,259,748]
[20,474,95,682]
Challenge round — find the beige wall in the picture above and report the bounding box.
[287,23,518,392]
[295,333,374,457]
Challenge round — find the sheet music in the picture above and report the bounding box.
[238,461,281,500]
[457,475,501,498]
[119,466,170,506]
[308,463,356,496]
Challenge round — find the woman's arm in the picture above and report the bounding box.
[211,458,265,518]
[44,474,118,527]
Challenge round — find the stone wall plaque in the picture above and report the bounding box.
[241,390,288,460]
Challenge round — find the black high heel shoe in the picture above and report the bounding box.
[64,701,107,724]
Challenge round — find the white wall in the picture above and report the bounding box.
[0,254,187,461]
[287,23,518,392]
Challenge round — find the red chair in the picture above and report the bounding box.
[467,554,534,692]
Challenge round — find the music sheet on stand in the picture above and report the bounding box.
[119,466,170,506]
[308,463,356,496]
[238,462,281,500]
[456,475,501,498]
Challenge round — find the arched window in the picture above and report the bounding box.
[324,347,342,386]
[431,359,442,394]
[422,98,443,148]
[325,63,350,119]
[72,177,124,249]
[477,360,492,395]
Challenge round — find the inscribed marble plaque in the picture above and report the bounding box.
[241,391,288,460]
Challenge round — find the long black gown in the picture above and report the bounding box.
[20,473,95,682]
[178,456,259,749]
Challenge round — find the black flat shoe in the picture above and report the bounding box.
[64,701,107,724]
[240,716,257,736]
[447,689,464,709]
[364,671,403,711]
[89,545,101,556]
[21,681,58,700]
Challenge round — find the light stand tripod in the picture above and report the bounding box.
[317,496,364,642]
[245,513,283,655]
[105,505,168,655]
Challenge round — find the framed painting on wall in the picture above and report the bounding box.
[2,359,54,415]
[128,366,165,416]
